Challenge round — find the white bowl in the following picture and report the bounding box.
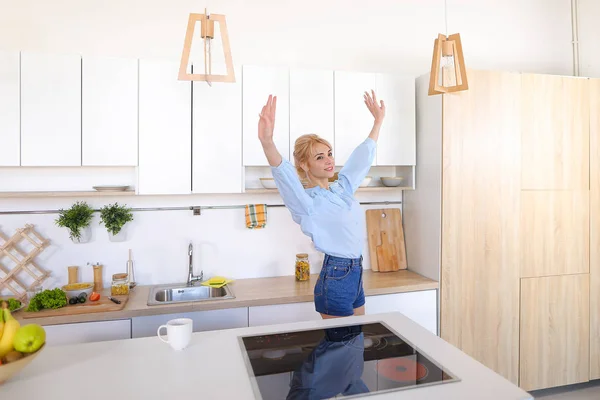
[359,176,372,188]
[61,282,94,299]
[381,177,404,187]
[259,178,277,189]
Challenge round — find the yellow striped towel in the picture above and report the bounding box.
[245,204,267,229]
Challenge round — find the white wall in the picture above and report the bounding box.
[0,0,598,293]
[0,192,401,291]
[578,0,600,77]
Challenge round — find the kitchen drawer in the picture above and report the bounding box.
[131,307,248,338]
[43,319,132,346]
[365,290,438,335]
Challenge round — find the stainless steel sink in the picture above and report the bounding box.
[147,283,235,306]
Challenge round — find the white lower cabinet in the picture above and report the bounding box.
[364,290,438,335]
[43,319,131,346]
[131,307,248,338]
[249,302,321,327]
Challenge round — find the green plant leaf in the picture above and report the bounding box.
[99,202,134,236]
[54,201,94,240]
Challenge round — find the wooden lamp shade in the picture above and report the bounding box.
[178,9,235,84]
[428,33,468,96]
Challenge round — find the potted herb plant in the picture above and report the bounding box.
[55,201,95,243]
[100,202,134,242]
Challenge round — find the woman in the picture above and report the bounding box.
[258,90,385,319]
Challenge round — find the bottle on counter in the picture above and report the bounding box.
[67,266,79,284]
[295,254,310,281]
[92,262,103,293]
[111,273,130,296]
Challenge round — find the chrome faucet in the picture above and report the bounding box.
[187,242,203,286]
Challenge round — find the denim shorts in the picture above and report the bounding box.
[313,254,365,317]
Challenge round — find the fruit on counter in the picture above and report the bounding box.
[0,301,20,358]
[0,304,46,367]
[69,297,78,305]
[26,288,67,312]
[89,292,100,302]
[13,324,46,354]
[1,350,24,364]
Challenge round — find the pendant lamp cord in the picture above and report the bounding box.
[445,0,448,36]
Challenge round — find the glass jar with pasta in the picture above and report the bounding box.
[111,273,130,296]
[295,254,310,281]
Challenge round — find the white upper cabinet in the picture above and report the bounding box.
[20,52,81,166]
[242,65,289,166]
[138,58,191,195]
[82,56,138,166]
[192,65,243,193]
[334,70,378,166]
[289,69,334,161]
[375,74,415,166]
[0,51,20,166]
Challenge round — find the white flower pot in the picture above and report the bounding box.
[108,226,128,242]
[72,226,91,244]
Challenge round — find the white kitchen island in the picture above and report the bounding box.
[1,312,532,399]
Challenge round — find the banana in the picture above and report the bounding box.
[0,301,20,358]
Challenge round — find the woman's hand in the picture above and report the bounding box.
[258,94,283,167]
[258,94,277,144]
[364,90,385,124]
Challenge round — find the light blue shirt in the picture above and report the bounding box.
[271,138,376,259]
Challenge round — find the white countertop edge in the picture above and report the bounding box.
[2,312,533,400]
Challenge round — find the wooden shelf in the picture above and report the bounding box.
[0,190,136,198]
[245,186,411,194]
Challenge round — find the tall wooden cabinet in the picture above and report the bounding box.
[405,69,595,391]
[590,78,600,381]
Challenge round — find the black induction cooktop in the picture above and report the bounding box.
[238,322,459,400]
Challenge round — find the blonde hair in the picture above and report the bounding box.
[293,134,332,177]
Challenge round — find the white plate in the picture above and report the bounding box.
[93,185,130,192]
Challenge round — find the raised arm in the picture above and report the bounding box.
[339,90,386,193]
[258,94,283,167]
[258,95,313,221]
[364,89,385,142]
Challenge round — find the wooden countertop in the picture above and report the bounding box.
[15,269,438,326]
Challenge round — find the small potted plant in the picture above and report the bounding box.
[100,202,133,242]
[55,201,95,243]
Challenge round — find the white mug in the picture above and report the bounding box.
[157,318,193,350]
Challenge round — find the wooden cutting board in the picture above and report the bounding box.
[366,208,407,272]
[21,294,129,319]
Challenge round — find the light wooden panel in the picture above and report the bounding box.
[441,70,521,384]
[590,78,600,380]
[521,74,589,190]
[520,190,589,277]
[520,274,590,391]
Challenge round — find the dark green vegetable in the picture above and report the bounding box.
[26,288,68,312]
[69,297,78,305]
[78,296,86,304]
[6,298,21,311]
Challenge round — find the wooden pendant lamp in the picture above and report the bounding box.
[428,33,468,95]
[178,8,235,84]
